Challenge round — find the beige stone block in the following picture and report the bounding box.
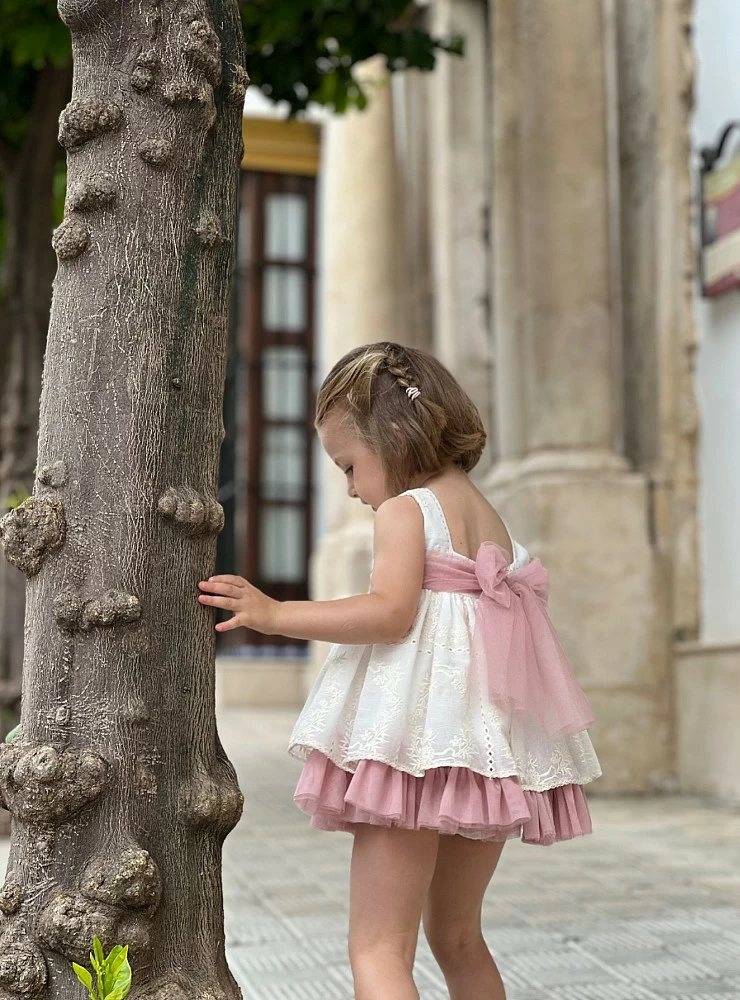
[675,643,740,804]
[216,657,305,709]
[584,685,673,793]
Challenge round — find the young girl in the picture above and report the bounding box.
[199,343,601,1000]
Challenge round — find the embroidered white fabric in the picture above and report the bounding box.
[288,488,602,792]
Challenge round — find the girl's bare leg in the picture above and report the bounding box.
[349,825,439,1000]
[423,835,507,1000]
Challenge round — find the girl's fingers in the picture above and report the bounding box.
[199,580,241,597]
[198,594,236,610]
[215,616,241,632]
[208,574,247,587]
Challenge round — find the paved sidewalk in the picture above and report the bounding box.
[220,709,740,1000]
[2,711,740,998]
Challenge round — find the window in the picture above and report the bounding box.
[230,170,317,646]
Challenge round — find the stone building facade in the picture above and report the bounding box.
[224,0,740,803]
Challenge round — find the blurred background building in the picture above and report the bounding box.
[216,0,740,804]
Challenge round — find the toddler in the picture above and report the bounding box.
[199,342,601,1000]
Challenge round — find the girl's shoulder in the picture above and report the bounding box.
[374,493,426,542]
[392,487,452,553]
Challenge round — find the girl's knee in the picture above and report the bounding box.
[425,921,487,970]
[349,939,419,1000]
[349,932,417,972]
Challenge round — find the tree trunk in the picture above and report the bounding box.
[0,64,72,837]
[0,65,71,767]
[0,2,248,996]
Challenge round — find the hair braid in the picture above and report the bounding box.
[382,345,417,397]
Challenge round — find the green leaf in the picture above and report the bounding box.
[92,937,105,968]
[104,948,124,980]
[104,960,132,1000]
[101,946,121,985]
[71,963,96,1000]
[91,937,105,997]
[4,724,21,744]
[102,946,129,996]
[71,963,92,989]
[111,955,132,1000]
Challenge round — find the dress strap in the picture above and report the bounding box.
[399,488,453,552]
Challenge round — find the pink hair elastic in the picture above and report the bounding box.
[406,386,421,401]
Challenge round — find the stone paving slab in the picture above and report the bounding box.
[220,708,740,1000]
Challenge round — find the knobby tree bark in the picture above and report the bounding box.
[0,1,248,996]
[0,65,72,767]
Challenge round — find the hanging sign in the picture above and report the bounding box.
[700,123,740,298]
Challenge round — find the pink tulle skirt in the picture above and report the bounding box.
[294,751,592,846]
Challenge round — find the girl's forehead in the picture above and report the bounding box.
[318,414,357,455]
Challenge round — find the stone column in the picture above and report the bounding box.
[427,0,494,449]
[393,68,434,353]
[486,0,673,792]
[490,0,526,470]
[307,57,404,691]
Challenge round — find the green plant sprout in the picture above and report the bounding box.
[4,722,21,744]
[72,938,131,1000]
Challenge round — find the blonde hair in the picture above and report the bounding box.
[316,343,486,493]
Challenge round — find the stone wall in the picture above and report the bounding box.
[675,643,740,803]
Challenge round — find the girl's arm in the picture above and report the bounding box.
[198,495,425,645]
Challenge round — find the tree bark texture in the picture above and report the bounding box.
[0,65,71,761]
[0,2,248,997]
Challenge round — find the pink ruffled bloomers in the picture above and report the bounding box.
[295,750,592,846]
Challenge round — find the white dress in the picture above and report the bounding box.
[289,487,601,795]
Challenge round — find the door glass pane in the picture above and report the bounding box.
[263,266,306,331]
[262,346,308,421]
[261,426,306,501]
[260,505,305,582]
[265,193,308,261]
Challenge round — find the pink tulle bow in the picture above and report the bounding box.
[423,544,593,739]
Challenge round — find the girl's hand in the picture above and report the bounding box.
[197,575,280,634]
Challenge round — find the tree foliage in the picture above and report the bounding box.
[0,0,461,290]
[0,0,461,142]
[241,0,463,113]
